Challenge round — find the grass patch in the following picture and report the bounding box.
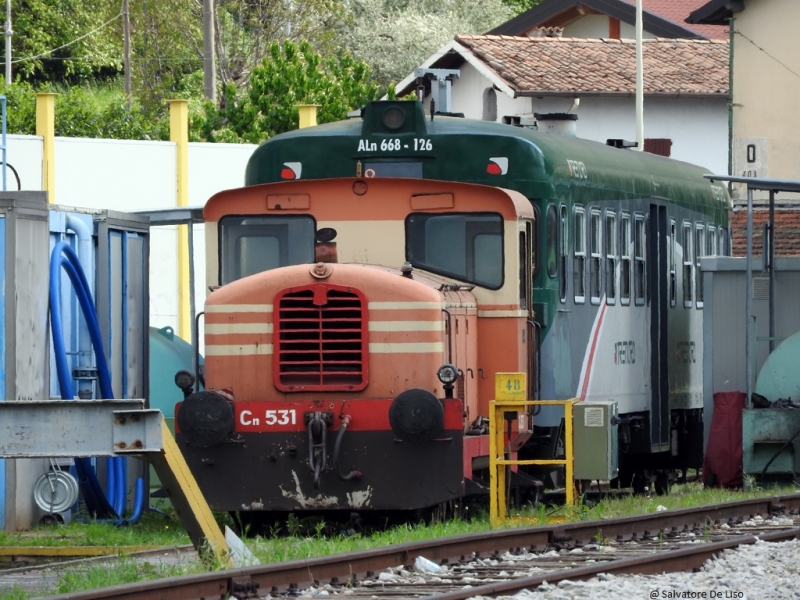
[2,482,797,598]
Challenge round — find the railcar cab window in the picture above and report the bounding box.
[633,214,646,305]
[604,210,616,305]
[219,215,315,284]
[406,212,504,289]
[559,205,568,303]
[620,213,631,305]
[695,224,705,308]
[683,221,694,307]
[573,206,586,304]
[589,208,602,305]
[545,204,558,279]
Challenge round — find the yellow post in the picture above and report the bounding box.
[298,104,319,129]
[168,99,191,342]
[36,93,57,203]
[565,400,575,506]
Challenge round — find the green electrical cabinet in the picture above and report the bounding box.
[573,400,619,481]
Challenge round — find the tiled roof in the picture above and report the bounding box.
[620,0,729,39]
[730,206,800,257]
[454,36,728,96]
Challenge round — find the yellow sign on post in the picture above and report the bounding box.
[495,372,526,401]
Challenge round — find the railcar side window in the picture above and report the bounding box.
[633,214,645,305]
[559,205,568,302]
[620,213,631,305]
[604,211,616,304]
[708,226,718,257]
[589,209,602,304]
[683,221,693,307]
[573,206,586,304]
[546,205,558,278]
[695,224,705,308]
[670,219,677,307]
[720,227,730,256]
[219,215,316,284]
[405,212,504,289]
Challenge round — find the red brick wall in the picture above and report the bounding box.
[730,206,800,257]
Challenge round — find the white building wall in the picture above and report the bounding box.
[428,65,727,175]
[3,134,256,338]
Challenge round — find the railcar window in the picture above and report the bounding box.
[546,205,558,278]
[620,213,631,305]
[720,227,730,256]
[605,211,616,304]
[683,221,693,307]
[219,215,315,284]
[696,224,705,308]
[406,212,504,289]
[670,219,677,307]
[634,214,645,305]
[590,209,602,304]
[708,226,718,256]
[573,206,586,304]
[559,205,568,302]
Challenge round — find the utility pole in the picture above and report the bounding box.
[123,0,131,108]
[203,0,216,103]
[634,0,644,151]
[4,0,11,84]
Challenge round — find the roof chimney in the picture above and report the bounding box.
[534,113,578,137]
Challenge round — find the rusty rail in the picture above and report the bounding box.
[38,492,800,600]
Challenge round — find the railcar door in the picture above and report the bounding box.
[648,203,669,452]
[520,218,537,402]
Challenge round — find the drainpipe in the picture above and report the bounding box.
[65,215,94,400]
[727,16,734,177]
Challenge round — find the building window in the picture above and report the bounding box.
[620,213,631,305]
[573,206,586,304]
[605,210,616,304]
[634,214,645,305]
[683,221,693,308]
[482,88,497,121]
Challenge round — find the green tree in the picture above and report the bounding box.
[3,0,120,83]
[192,39,382,143]
[335,0,514,85]
[501,0,544,15]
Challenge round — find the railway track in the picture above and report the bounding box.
[30,491,800,600]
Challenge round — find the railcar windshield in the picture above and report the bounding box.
[405,212,504,289]
[219,215,315,284]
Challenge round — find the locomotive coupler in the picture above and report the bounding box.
[305,411,332,488]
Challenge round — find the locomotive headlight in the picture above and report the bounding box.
[382,106,405,130]
[437,363,458,385]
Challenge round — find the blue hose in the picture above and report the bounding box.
[49,242,145,522]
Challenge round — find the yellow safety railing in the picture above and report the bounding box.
[489,373,578,526]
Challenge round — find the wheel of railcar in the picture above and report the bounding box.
[654,471,671,495]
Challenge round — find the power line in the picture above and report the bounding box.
[734,30,800,81]
[4,6,124,66]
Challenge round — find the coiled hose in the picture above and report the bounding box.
[49,242,144,523]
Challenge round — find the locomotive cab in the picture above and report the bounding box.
[174,177,538,517]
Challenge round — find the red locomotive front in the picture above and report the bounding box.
[174,177,536,520]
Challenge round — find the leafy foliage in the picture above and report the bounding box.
[1,81,169,140]
[191,40,383,143]
[335,0,514,85]
[4,0,120,83]
[501,0,544,15]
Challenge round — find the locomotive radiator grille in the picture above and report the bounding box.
[275,286,368,391]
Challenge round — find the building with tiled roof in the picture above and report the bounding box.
[730,206,800,257]
[689,0,800,203]
[397,35,729,174]
[490,0,728,40]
